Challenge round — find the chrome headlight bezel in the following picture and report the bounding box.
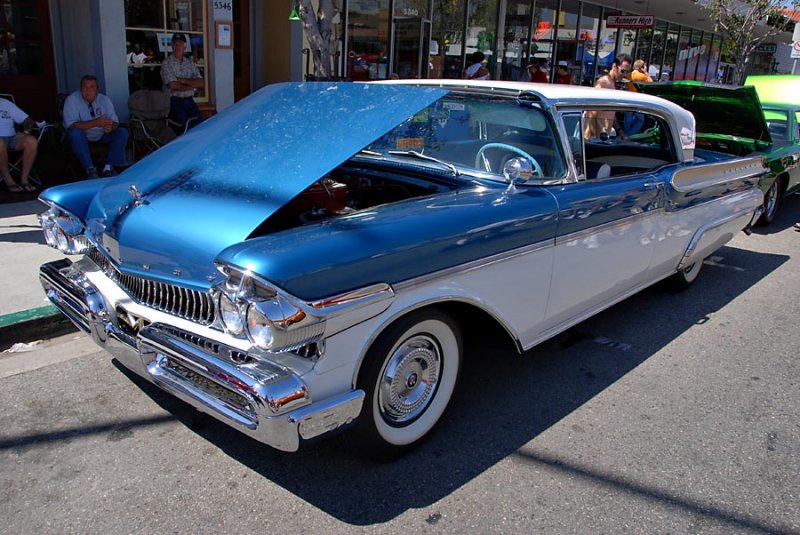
[38,205,91,255]
[214,263,325,354]
[218,291,245,336]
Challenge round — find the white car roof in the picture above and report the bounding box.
[376,79,697,161]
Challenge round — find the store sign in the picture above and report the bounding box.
[606,15,655,29]
[755,43,777,54]
[678,44,707,61]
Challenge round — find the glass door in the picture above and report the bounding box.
[0,0,56,120]
[391,17,431,79]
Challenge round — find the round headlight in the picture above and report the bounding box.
[42,221,58,247]
[55,227,70,252]
[219,293,244,335]
[246,304,274,349]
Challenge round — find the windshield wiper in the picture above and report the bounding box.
[387,150,460,177]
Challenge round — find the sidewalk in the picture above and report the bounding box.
[0,199,77,348]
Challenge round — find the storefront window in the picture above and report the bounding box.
[634,28,653,66]
[663,25,679,81]
[707,34,721,82]
[617,24,636,60]
[347,0,390,80]
[695,32,713,81]
[595,9,620,80]
[0,0,44,75]
[554,0,579,83]
[466,0,498,76]
[499,0,533,81]
[685,29,703,80]
[674,27,690,80]
[431,0,465,79]
[578,2,601,85]
[649,21,667,80]
[124,0,207,99]
[530,0,558,73]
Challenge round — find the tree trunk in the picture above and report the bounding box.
[299,0,335,79]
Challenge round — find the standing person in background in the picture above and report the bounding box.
[631,59,653,83]
[63,75,129,179]
[554,60,573,84]
[526,60,549,83]
[161,32,204,129]
[462,52,490,80]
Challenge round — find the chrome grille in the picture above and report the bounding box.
[164,358,252,413]
[160,325,255,365]
[87,248,215,325]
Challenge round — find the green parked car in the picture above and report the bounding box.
[638,80,800,225]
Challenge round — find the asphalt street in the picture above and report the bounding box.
[1,197,799,534]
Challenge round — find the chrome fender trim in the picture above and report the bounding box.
[670,156,767,192]
[678,189,763,269]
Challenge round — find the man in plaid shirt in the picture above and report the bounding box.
[160,33,204,129]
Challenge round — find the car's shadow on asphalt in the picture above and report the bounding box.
[749,192,800,235]
[116,242,789,526]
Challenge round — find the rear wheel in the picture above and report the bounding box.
[665,260,703,293]
[348,309,462,460]
[758,178,782,226]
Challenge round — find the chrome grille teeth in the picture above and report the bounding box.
[87,248,214,325]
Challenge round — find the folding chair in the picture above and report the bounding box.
[128,89,179,160]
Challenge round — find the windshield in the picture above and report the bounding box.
[363,94,567,179]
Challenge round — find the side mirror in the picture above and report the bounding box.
[502,157,534,184]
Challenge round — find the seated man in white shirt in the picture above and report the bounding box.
[0,96,38,192]
[63,74,129,178]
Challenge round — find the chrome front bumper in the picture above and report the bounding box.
[39,258,364,452]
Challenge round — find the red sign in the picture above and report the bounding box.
[606,15,655,29]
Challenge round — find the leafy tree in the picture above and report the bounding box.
[704,0,798,84]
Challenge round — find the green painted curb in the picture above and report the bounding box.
[0,305,61,328]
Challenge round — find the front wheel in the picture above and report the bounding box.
[348,309,462,460]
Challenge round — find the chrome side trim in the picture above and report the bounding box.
[393,238,554,292]
[678,190,763,269]
[311,282,394,312]
[554,209,660,247]
[670,156,767,192]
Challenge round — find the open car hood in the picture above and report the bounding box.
[636,81,771,144]
[44,82,449,285]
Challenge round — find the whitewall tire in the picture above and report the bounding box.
[349,309,462,459]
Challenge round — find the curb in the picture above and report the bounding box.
[0,305,78,350]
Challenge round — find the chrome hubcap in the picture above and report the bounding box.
[378,335,441,425]
[765,182,778,217]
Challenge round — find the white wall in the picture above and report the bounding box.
[210,0,234,112]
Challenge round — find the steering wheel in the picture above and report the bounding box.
[474,143,543,177]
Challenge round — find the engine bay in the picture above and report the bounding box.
[252,164,459,236]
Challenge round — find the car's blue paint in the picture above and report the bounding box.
[217,185,559,300]
[39,177,110,221]
[549,173,662,237]
[41,83,450,283]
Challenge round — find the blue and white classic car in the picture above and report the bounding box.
[38,81,767,458]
